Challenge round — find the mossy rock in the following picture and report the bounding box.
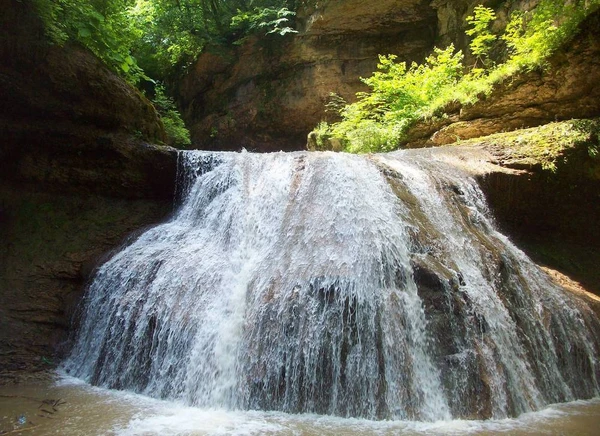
[460,119,600,177]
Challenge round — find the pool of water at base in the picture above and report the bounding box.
[1,373,600,436]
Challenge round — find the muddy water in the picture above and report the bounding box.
[1,374,600,435]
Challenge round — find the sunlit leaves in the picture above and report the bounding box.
[466,5,496,65]
[322,46,463,153]
[130,0,296,75]
[315,0,600,154]
[34,0,297,82]
[34,0,146,83]
[152,84,192,148]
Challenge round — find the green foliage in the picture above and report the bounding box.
[127,0,296,77]
[32,0,298,147]
[152,85,192,149]
[33,0,146,84]
[320,46,463,153]
[230,6,297,43]
[33,0,297,81]
[309,122,334,151]
[362,47,464,119]
[465,5,496,65]
[127,0,228,78]
[460,119,600,172]
[315,0,600,154]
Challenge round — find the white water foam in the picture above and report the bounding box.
[62,150,600,422]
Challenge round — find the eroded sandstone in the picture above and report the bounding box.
[0,0,177,380]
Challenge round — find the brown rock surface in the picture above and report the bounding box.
[0,0,176,199]
[0,186,171,380]
[0,0,178,380]
[179,0,438,151]
[408,142,600,298]
[405,10,600,147]
[179,0,544,152]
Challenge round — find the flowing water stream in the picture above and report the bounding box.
[2,375,600,435]
[57,149,600,428]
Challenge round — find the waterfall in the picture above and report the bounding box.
[63,150,600,421]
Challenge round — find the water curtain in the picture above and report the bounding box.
[64,150,600,421]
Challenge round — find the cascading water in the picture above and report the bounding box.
[63,150,600,421]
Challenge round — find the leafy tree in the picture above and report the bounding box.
[128,0,296,78]
[230,5,297,42]
[465,5,496,66]
[33,0,298,84]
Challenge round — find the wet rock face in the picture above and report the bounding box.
[62,150,600,420]
[0,186,171,379]
[478,167,600,295]
[0,0,177,380]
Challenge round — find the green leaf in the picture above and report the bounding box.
[78,26,92,38]
[90,10,105,23]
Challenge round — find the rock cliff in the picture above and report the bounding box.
[1,0,599,383]
[178,0,541,151]
[0,0,178,380]
[449,123,600,297]
[404,10,600,147]
[179,0,438,151]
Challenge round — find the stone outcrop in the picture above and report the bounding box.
[179,0,543,151]
[397,139,600,303]
[179,0,438,151]
[0,0,175,199]
[404,10,600,147]
[0,0,178,380]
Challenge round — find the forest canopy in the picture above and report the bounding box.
[33,0,297,83]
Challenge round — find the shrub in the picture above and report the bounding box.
[313,0,600,154]
[465,5,497,66]
[324,46,463,153]
[152,85,192,149]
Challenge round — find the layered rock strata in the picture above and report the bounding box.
[179,0,438,151]
[0,0,177,380]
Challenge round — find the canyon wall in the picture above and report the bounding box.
[178,0,537,151]
[0,0,177,380]
[1,0,599,381]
